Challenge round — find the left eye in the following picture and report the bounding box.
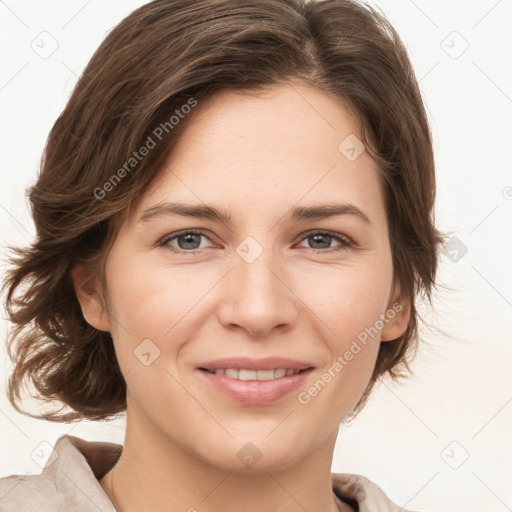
[159,230,352,253]
[297,231,352,251]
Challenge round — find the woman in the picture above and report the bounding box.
[0,0,442,510]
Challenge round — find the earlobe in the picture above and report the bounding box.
[380,285,411,342]
[70,264,111,332]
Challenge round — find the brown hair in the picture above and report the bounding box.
[2,0,443,422]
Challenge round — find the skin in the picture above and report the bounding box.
[72,83,410,512]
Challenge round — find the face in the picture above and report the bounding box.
[74,83,409,473]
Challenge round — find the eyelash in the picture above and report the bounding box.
[158,229,354,255]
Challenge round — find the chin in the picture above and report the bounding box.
[196,437,310,474]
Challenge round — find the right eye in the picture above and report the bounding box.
[158,229,215,253]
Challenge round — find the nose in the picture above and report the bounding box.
[217,247,298,337]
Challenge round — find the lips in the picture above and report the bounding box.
[197,356,314,372]
[195,356,315,405]
[197,368,313,405]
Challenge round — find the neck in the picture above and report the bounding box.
[100,402,351,512]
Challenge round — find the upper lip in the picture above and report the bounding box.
[197,357,315,371]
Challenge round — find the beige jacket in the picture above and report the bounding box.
[0,435,419,511]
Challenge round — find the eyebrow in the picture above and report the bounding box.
[138,201,371,225]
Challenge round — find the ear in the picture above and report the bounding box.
[70,263,111,332]
[380,281,411,342]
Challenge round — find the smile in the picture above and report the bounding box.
[197,367,314,405]
[201,368,308,380]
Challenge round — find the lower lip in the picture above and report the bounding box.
[196,368,313,405]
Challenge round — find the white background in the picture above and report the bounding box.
[1,1,511,511]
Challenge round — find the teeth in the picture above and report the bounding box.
[209,368,303,380]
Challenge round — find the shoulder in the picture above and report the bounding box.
[0,434,121,512]
[332,472,430,512]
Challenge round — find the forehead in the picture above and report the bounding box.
[129,83,385,227]
[167,84,363,167]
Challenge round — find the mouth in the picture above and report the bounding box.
[198,367,313,380]
[196,366,314,405]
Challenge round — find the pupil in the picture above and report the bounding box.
[180,233,200,249]
[311,234,330,249]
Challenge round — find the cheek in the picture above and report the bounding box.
[106,253,201,335]
[294,260,390,394]
[104,253,224,382]
[298,259,393,340]
[294,268,387,417]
